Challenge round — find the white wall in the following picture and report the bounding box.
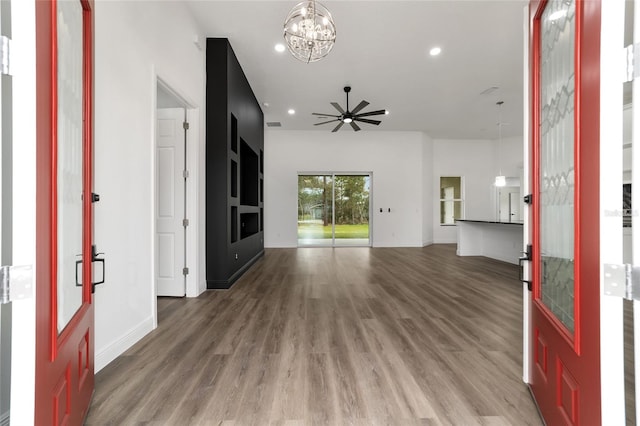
[94,0,205,371]
[264,130,427,248]
[421,133,434,246]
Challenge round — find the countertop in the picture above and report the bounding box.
[456,219,524,226]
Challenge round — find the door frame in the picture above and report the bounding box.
[598,0,626,423]
[9,0,37,423]
[151,75,200,325]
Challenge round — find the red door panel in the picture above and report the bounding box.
[35,0,95,424]
[529,0,601,424]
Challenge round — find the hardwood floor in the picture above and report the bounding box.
[85,245,542,425]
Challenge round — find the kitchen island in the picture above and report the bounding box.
[456,219,524,265]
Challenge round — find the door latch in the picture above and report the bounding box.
[75,245,105,293]
[519,244,533,291]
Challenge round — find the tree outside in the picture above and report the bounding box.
[298,174,370,240]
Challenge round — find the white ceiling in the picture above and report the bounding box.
[185,0,527,139]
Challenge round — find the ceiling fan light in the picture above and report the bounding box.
[343,117,353,123]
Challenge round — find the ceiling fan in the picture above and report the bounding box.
[313,86,386,132]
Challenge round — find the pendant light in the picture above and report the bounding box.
[495,101,506,187]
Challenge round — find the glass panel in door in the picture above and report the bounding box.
[298,175,333,246]
[539,0,576,334]
[56,0,84,333]
[334,175,370,246]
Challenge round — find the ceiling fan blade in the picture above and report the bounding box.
[351,100,370,114]
[353,117,381,125]
[354,109,387,118]
[314,119,341,126]
[312,112,340,117]
[350,121,361,131]
[331,102,345,114]
[332,122,344,132]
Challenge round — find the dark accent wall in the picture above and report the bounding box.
[206,38,264,289]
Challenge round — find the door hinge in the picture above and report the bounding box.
[0,35,12,76]
[183,170,189,179]
[0,265,34,304]
[624,44,639,82]
[182,267,189,276]
[604,263,640,301]
[524,194,532,205]
[183,218,189,227]
[183,121,190,130]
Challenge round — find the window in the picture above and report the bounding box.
[440,176,463,225]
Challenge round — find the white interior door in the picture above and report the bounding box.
[156,108,185,297]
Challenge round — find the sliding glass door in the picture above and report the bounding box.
[298,175,333,246]
[298,173,371,246]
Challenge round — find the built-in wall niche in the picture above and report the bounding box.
[260,208,263,231]
[231,206,238,243]
[260,149,264,173]
[231,160,238,198]
[240,212,259,239]
[240,139,259,206]
[231,114,238,154]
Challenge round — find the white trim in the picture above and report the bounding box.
[151,70,204,314]
[95,316,154,373]
[10,0,36,423]
[600,0,626,424]
[521,3,532,385]
[185,108,200,297]
[150,70,158,330]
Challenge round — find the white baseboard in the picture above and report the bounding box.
[422,239,434,247]
[433,238,457,244]
[95,317,154,373]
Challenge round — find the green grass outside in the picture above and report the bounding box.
[297,223,369,239]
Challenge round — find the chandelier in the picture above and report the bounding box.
[283,0,336,63]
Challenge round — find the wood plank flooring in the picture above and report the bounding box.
[85,244,543,425]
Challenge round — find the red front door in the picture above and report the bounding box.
[35,0,95,424]
[529,0,601,424]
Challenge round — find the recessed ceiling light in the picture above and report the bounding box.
[262,102,270,107]
[429,47,442,56]
[275,43,286,53]
[288,109,295,115]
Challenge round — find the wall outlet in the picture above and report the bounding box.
[235,253,238,260]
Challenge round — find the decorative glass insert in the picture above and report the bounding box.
[539,0,576,333]
[57,0,84,333]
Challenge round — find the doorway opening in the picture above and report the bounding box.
[297,173,372,247]
[153,79,198,324]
